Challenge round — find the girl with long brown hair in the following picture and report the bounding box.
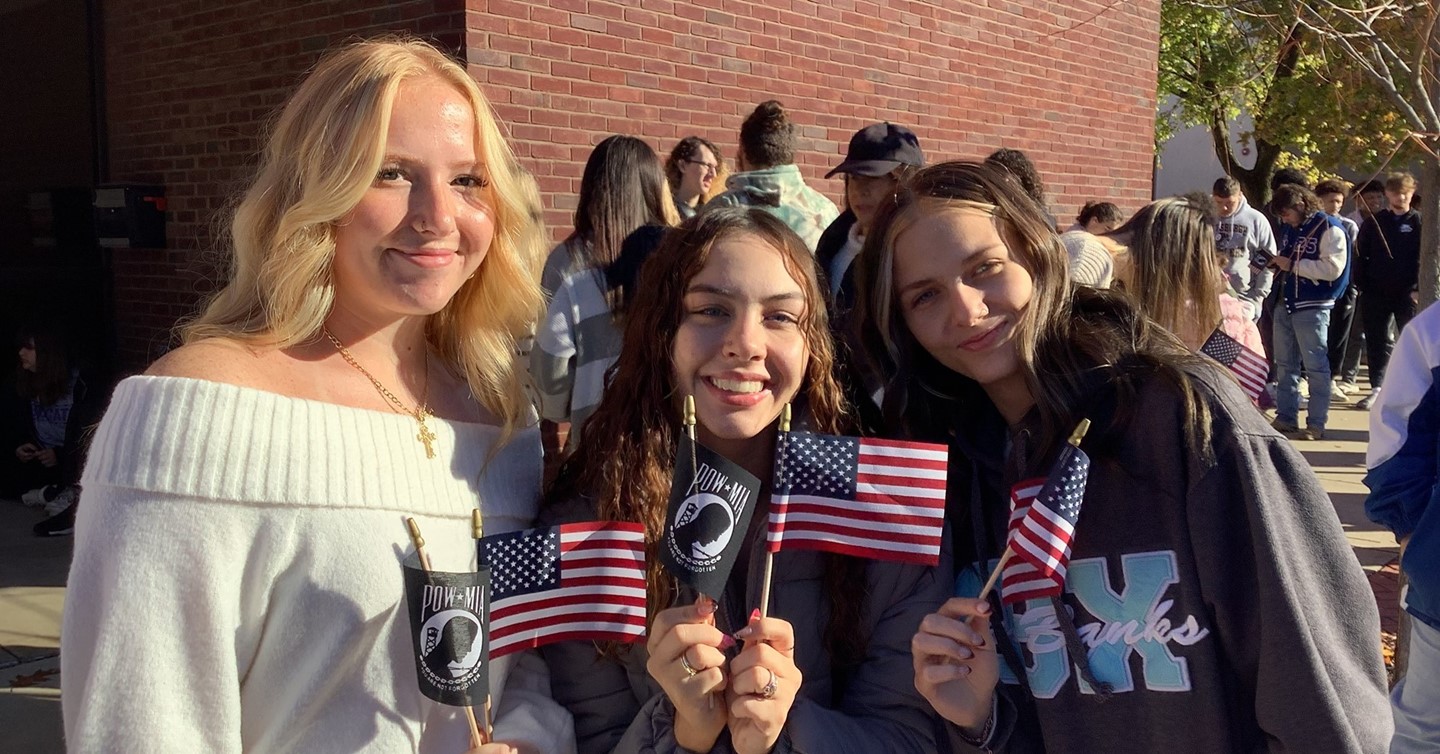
[539,207,944,754]
[852,160,1389,752]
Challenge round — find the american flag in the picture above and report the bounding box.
[481,521,646,658]
[1000,442,1089,605]
[767,431,948,565]
[1200,328,1268,404]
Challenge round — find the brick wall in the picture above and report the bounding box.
[102,0,464,371]
[468,0,1161,237]
[104,0,1160,371]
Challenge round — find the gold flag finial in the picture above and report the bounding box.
[1068,418,1091,447]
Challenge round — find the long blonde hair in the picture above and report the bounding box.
[1109,194,1222,350]
[183,37,545,434]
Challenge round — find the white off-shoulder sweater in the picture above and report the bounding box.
[62,376,575,754]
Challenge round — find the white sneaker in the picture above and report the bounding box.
[20,487,48,507]
[1331,380,1351,397]
[44,486,78,516]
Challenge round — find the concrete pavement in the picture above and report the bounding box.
[0,387,1403,752]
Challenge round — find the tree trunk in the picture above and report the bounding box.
[1418,155,1440,307]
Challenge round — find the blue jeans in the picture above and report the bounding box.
[1273,305,1331,428]
[1392,617,1440,753]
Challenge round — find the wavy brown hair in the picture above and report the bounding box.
[852,161,1217,467]
[546,207,869,666]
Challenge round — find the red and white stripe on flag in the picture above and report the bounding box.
[1000,478,1065,604]
[768,436,947,565]
[488,522,647,658]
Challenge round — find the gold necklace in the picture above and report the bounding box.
[322,328,437,459]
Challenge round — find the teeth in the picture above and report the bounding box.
[710,377,764,394]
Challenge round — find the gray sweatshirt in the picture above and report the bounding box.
[1214,196,1278,319]
[940,366,1391,753]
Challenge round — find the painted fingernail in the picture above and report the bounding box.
[719,634,737,650]
[697,596,717,616]
[734,626,753,640]
[749,608,761,622]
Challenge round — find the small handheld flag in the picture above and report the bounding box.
[401,518,487,749]
[978,420,1091,605]
[1200,328,1268,404]
[767,431,948,565]
[481,521,647,658]
[659,434,762,599]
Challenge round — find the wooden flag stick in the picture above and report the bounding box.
[977,548,1013,601]
[681,396,716,710]
[408,517,487,749]
[470,511,494,740]
[757,403,792,620]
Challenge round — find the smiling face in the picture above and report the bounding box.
[329,74,496,325]
[678,144,718,202]
[892,207,1036,419]
[672,232,809,455]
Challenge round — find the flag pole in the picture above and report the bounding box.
[976,419,1090,603]
[408,517,486,749]
[682,396,717,710]
[758,403,791,620]
[470,511,494,741]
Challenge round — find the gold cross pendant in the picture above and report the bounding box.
[417,417,437,459]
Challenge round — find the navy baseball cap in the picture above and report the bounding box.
[825,122,924,179]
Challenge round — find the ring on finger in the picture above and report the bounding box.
[680,652,698,677]
[759,667,777,699]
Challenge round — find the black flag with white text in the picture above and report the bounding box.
[402,558,490,706]
[660,436,761,598]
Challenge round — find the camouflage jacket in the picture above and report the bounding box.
[705,164,839,250]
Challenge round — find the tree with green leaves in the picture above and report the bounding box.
[1158,0,1416,204]
[1289,0,1439,306]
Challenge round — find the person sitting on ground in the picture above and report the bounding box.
[706,100,838,250]
[665,135,727,220]
[2,324,100,536]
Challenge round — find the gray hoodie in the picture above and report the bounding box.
[1214,196,1278,319]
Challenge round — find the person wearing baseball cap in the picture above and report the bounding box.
[817,122,924,433]
[817,122,925,309]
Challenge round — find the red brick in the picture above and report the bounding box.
[102,0,1161,369]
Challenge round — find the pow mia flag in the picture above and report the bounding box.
[402,558,490,707]
[660,435,761,598]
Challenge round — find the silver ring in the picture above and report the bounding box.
[759,667,777,699]
[680,653,698,677]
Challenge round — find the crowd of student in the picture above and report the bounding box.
[32,36,1435,753]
